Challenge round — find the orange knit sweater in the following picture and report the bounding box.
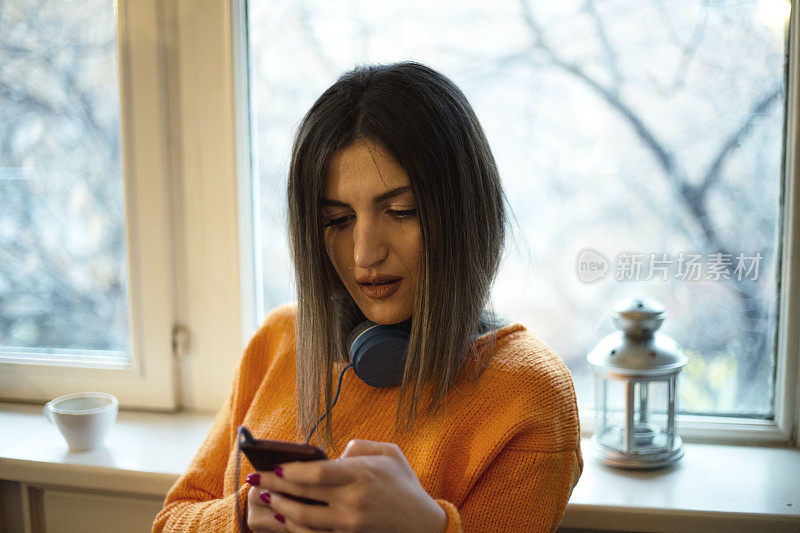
[153,304,582,532]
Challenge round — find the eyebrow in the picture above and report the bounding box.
[320,185,413,208]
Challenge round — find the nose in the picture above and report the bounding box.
[352,218,388,269]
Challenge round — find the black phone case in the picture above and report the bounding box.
[240,437,328,506]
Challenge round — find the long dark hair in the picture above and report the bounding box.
[287,61,508,446]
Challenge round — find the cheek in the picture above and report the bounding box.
[324,233,349,274]
[405,229,423,279]
[323,234,336,270]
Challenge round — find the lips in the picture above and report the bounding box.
[358,277,402,299]
[357,274,402,285]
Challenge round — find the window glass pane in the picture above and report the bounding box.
[0,0,129,362]
[247,0,787,418]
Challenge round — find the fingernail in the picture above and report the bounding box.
[260,491,271,504]
[246,473,260,485]
[275,466,284,478]
[274,513,285,524]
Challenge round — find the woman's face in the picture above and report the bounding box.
[321,139,422,325]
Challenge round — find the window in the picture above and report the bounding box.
[245,0,796,438]
[2,0,795,435]
[0,0,129,363]
[0,0,176,408]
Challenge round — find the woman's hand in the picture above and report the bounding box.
[247,439,447,533]
[246,476,289,532]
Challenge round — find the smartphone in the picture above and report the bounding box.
[238,426,328,505]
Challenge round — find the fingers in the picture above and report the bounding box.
[339,439,403,459]
[269,491,344,532]
[272,460,356,487]
[250,473,342,532]
[246,484,287,532]
[339,440,412,472]
[272,441,404,488]
[257,468,340,501]
[248,441,411,532]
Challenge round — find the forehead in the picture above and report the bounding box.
[324,140,410,198]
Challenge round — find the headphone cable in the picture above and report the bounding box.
[305,362,352,445]
[235,362,353,531]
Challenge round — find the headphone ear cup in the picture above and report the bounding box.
[347,320,379,351]
[348,320,411,388]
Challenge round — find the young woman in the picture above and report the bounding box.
[154,62,582,533]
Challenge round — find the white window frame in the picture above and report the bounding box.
[0,0,248,412]
[0,0,179,409]
[162,0,248,413]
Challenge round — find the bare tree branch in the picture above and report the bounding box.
[517,0,779,264]
[654,0,709,92]
[582,0,622,94]
[519,0,677,183]
[517,0,776,408]
[698,87,783,197]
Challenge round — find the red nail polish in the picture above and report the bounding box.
[274,513,285,524]
[260,491,271,504]
[246,473,260,485]
[275,466,284,478]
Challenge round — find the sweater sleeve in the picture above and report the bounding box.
[151,383,248,532]
[435,444,582,533]
[152,304,294,532]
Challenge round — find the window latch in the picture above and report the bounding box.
[172,324,191,359]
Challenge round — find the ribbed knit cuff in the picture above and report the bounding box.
[435,499,462,533]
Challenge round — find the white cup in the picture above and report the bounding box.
[43,392,119,451]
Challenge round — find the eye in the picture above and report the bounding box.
[388,209,417,221]
[322,215,352,228]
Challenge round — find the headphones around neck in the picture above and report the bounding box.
[298,313,500,445]
[347,318,412,388]
[346,313,497,389]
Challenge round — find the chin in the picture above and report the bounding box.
[361,304,412,325]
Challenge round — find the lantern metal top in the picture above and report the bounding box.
[588,297,688,378]
[611,297,666,337]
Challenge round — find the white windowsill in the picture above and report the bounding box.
[1,402,799,532]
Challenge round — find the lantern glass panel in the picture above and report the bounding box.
[632,379,671,452]
[595,377,627,450]
[596,378,673,453]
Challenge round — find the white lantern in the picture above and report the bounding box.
[587,297,688,468]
